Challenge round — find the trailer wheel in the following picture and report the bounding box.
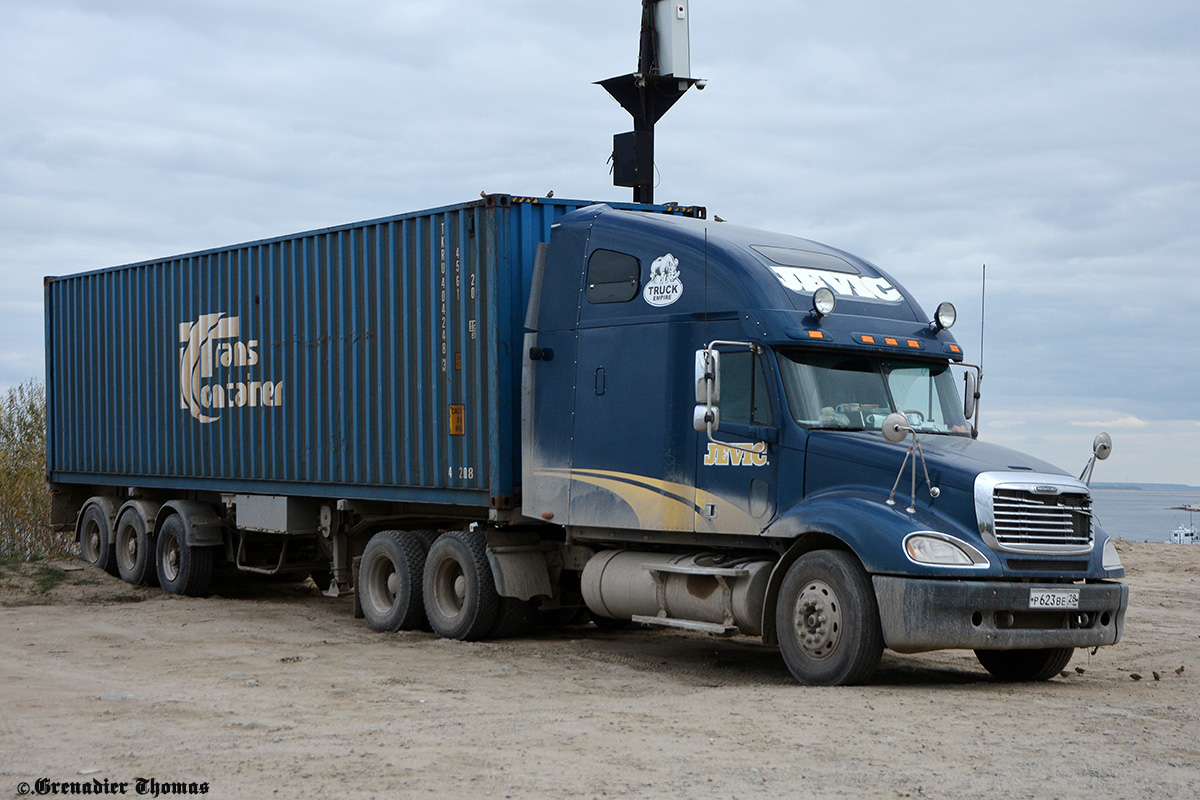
[359,531,428,632]
[975,648,1074,682]
[114,508,158,587]
[423,530,499,641]
[776,550,883,686]
[78,502,117,576]
[156,514,213,597]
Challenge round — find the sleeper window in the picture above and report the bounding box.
[586,249,640,303]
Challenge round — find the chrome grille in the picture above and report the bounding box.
[992,489,1092,548]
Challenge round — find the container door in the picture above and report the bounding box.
[693,346,779,535]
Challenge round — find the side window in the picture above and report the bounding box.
[586,249,640,303]
[720,350,774,427]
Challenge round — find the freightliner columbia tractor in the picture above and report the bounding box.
[45,194,1128,685]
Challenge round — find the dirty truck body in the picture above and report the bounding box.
[46,194,1128,685]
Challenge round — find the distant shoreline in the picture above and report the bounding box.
[1091,483,1200,493]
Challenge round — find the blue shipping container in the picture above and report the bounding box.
[45,195,702,511]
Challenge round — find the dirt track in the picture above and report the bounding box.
[1,541,1198,799]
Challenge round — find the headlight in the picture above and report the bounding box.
[932,301,956,331]
[812,287,836,317]
[903,532,990,568]
[1102,538,1123,570]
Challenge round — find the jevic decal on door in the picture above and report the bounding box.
[179,313,283,424]
[703,442,769,467]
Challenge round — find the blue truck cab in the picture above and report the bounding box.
[520,203,1127,684]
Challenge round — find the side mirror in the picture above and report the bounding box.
[694,348,720,403]
[693,405,720,433]
[881,412,910,443]
[963,371,977,420]
[1092,432,1112,461]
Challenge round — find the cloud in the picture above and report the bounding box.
[1069,416,1149,429]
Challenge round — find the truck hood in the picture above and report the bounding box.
[805,430,1072,495]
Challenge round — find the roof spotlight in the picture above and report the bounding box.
[812,287,836,318]
[931,301,956,331]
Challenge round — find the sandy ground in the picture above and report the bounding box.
[1,541,1197,800]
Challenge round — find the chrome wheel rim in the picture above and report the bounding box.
[365,555,398,615]
[793,579,842,660]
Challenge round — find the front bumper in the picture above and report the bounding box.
[873,576,1128,654]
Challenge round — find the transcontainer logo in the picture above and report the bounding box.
[178,313,282,424]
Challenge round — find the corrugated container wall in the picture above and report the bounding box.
[45,195,684,511]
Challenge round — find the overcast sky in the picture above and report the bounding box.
[2,0,1197,486]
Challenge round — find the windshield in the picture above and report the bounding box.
[777,350,969,436]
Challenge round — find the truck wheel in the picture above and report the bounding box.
[423,530,499,641]
[78,503,117,576]
[490,597,534,639]
[359,531,428,632]
[156,514,213,597]
[114,508,158,587]
[975,648,1074,681]
[776,550,883,686]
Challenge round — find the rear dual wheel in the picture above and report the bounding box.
[156,514,213,597]
[359,531,432,632]
[114,508,157,586]
[78,503,118,576]
[423,530,500,641]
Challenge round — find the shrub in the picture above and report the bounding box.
[0,379,67,560]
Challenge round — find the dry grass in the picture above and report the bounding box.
[0,380,69,560]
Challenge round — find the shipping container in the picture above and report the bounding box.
[45,194,701,512]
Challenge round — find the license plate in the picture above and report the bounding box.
[1029,588,1080,609]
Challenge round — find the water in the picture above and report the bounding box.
[1091,488,1200,543]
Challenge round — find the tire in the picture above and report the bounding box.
[975,648,1074,682]
[114,508,158,587]
[775,550,884,686]
[156,514,214,597]
[490,597,534,639]
[78,502,117,576]
[358,531,428,632]
[589,611,633,631]
[423,530,499,641]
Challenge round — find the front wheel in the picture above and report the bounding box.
[975,648,1074,681]
[156,515,213,597]
[775,550,883,686]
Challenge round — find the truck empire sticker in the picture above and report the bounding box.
[767,266,903,303]
[643,253,683,307]
[703,442,769,467]
[178,313,282,424]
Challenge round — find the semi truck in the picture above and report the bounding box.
[45,193,1128,685]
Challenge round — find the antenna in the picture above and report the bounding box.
[979,264,986,373]
[598,1,704,204]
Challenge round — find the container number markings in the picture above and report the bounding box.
[1028,588,1079,609]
